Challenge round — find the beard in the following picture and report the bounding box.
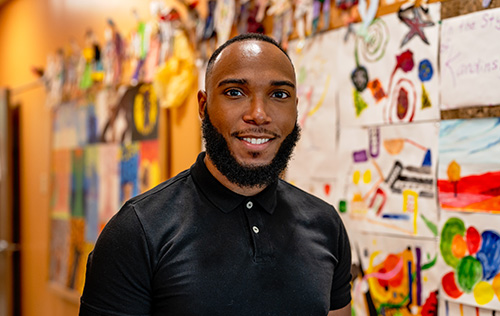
[201,109,301,189]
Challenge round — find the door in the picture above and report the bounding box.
[0,88,21,316]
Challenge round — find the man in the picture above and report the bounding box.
[80,33,352,316]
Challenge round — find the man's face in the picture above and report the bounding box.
[199,40,298,172]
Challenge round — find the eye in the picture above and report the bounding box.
[224,89,244,97]
[271,90,290,99]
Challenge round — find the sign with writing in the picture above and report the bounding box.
[440,7,500,109]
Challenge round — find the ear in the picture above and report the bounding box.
[198,90,208,119]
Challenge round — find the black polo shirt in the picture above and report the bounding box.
[80,152,351,316]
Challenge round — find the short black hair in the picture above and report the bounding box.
[205,33,293,86]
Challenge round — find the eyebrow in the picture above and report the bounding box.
[217,78,296,90]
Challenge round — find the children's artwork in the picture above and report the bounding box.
[285,29,341,196]
[337,2,440,126]
[352,232,439,316]
[438,118,500,213]
[98,143,119,232]
[337,121,439,237]
[131,83,159,141]
[51,150,71,218]
[120,142,140,204]
[139,140,161,193]
[71,149,85,218]
[440,7,500,110]
[438,299,500,316]
[53,102,78,149]
[438,211,500,309]
[49,219,70,286]
[66,218,87,292]
[84,145,99,243]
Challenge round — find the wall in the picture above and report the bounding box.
[0,1,201,315]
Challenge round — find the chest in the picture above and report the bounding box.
[149,205,336,315]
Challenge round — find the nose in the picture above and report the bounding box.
[243,96,272,125]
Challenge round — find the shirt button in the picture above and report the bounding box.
[252,226,260,234]
[246,201,253,209]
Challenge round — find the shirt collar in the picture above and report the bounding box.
[190,152,277,214]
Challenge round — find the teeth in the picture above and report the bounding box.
[243,138,270,145]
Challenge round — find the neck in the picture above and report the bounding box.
[204,155,267,196]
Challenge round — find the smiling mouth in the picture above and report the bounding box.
[242,137,270,145]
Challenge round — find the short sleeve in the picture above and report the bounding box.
[79,202,153,316]
[329,211,352,311]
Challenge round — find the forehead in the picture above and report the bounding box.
[207,40,295,86]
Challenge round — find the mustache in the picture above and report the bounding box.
[230,128,280,138]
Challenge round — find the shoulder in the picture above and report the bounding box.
[276,179,344,225]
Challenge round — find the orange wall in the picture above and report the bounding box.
[0,1,201,315]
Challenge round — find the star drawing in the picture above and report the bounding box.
[398,7,434,48]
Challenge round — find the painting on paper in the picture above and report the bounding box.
[337,121,439,237]
[131,83,159,141]
[438,299,499,316]
[53,102,78,149]
[438,118,500,213]
[84,145,99,243]
[285,29,341,196]
[337,2,440,126]
[120,142,139,204]
[71,148,85,218]
[438,211,500,310]
[440,7,500,110]
[352,233,439,316]
[98,143,119,232]
[49,218,70,286]
[139,140,161,193]
[51,150,71,218]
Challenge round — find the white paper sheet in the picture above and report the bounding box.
[440,7,500,109]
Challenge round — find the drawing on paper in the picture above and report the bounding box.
[337,2,440,126]
[337,122,439,237]
[337,123,438,237]
[438,118,500,213]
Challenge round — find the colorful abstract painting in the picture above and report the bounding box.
[438,118,500,214]
[285,29,341,198]
[440,7,500,110]
[139,140,161,193]
[438,211,500,310]
[337,121,439,237]
[337,2,440,126]
[352,233,439,316]
[53,102,78,149]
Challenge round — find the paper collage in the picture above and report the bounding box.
[285,29,342,202]
[440,7,500,110]
[337,122,439,237]
[352,233,440,316]
[438,211,500,310]
[337,2,441,126]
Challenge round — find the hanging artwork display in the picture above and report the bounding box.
[336,121,439,237]
[440,7,500,110]
[337,2,441,127]
[285,29,341,203]
[438,211,500,310]
[438,299,500,316]
[438,118,500,214]
[352,232,440,316]
[49,90,161,293]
